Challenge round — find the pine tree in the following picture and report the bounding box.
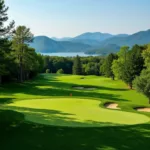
[0,0,15,84]
[12,26,33,82]
[73,55,82,75]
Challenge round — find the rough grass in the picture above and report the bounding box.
[0,74,150,150]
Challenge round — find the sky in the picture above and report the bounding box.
[5,0,150,38]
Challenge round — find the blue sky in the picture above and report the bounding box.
[5,0,150,38]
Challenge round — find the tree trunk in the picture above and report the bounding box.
[0,75,2,84]
[112,75,115,80]
[19,56,23,82]
[129,83,132,89]
[27,72,29,80]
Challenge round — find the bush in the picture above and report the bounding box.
[57,69,64,74]
[46,69,50,73]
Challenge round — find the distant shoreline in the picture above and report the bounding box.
[38,52,101,57]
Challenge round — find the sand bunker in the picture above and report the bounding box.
[73,86,96,90]
[104,102,120,110]
[135,107,150,112]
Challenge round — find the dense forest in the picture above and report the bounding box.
[0,0,150,102]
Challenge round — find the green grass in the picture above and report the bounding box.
[0,74,150,150]
[5,98,150,126]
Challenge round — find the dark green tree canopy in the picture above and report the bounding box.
[101,53,117,80]
[134,69,150,104]
[0,0,14,37]
[0,0,14,84]
[73,55,82,75]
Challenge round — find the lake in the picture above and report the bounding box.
[40,52,99,57]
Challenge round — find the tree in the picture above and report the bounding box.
[0,0,14,37]
[23,46,39,79]
[84,62,99,75]
[101,53,117,80]
[142,44,150,69]
[0,0,15,84]
[134,69,150,104]
[12,26,33,82]
[46,69,50,73]
[57,68,64,74]
[112,46,129,79]
[134,45,150,103]
[121,45,144,89]
[73,55,82,75]
[37,54,44,73]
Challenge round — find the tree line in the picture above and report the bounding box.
[42,55,104,75]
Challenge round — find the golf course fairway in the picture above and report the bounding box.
[7,98,150,127]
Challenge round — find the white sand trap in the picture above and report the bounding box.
[135,107,150,112]
[73,86,96,90]
[104,102,120,110]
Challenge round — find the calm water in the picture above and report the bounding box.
[41,52,99,57]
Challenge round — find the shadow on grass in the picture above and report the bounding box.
[0,98,13,104]
[4,106,119,127]
[0,75,128,102]
[0,109,150,150]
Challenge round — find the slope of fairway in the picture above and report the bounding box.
[6,98,150,127]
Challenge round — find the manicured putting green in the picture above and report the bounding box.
[7,98,150,127]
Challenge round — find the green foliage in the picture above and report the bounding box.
[37,54,44,73]
[73,55,82,75]
[133,45,150,103]
[134,69,150,103]
[46,69,50,74]
[57,68,64,74]
[0,0,15,37]
[12,26,37,81]
[100,53,117,79]
[112,46,129,79]
[0,0,14,83]
[112,45,144,89]
[41,56,103,76]
[121,45,144,88]
[142,44,150,68]
[83,62,99,75]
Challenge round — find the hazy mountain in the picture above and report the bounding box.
[30,36,91,53]
[30,29,150,55]
[73,32,113,41]
[70,39,100,46]
[70,32,129,46]
[30,36,65,53]
[114,34,129,37]
[86,44,120,55]
[99,29,150,47]
[51,37,71,41]
[59,41,92,52]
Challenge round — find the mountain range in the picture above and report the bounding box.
[30,29,150,55]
